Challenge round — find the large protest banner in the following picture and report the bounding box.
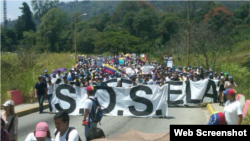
[51,79,219,117]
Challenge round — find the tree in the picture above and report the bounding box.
[1,26,18,51]
[234,2,250,20]
[93,31,141,55]
[189,23,231,69]
[111,1,139,23]
[157,13,180,44]
[37,8,68,52]
[203,7,234,30]
[14,2,36,40]
[133,8,158,38]
[31,0,59,22]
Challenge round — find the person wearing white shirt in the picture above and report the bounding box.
[82,86,98,138]
[25,122,54,141]
[56,71,64,79]
[47,78,53,114]
[54,110,80,141]
[223,89,243,125]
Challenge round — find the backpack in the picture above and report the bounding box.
[8,115,16,132]
[54,127,82,141]
[88,98,103,126]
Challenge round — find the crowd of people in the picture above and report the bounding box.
[1,54,246,141]
[1,102,105,141]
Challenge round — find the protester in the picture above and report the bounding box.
[54,110,80,141]
[82,86,99,137]
[86,128,105,141]
[25,122,54,141]
[1,117,11,141]
[116,80,122,87]
[224,76,237,89]
[218,76,225,106]
[224,76,237,102]
[96,76,108,87]
[131,77,137,86]
[34,76,48,114]
[1,100,18,141]
[63,76,69,84]
[56,70,64,79]
[223,89,243,125]
[47,78,53,114]
[42,69,50,83]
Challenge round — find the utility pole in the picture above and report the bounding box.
[74,18,77,62]
[74,13,87,62]
[187,1,190,67]
[3,0,7,28]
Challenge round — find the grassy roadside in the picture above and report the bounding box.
[1,52,75,104]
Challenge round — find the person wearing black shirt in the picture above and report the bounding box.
[171,72,180,81]
[131,77,137,86]
[34,76,47,114]
[97,76,108,87]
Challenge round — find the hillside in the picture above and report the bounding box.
[58,0,250,20]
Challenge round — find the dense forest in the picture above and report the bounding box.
[1,0,250,68]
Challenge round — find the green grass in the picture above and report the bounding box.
[1,52,75,105]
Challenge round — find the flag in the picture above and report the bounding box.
[121,52,124,57]
[103,64,117,74]
[119,58,124,65]
[144,54,147,62]
[138,58,145,65]
[125,53,132,58]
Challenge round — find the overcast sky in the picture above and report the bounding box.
[0,0,76,22]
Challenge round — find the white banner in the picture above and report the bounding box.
[167,57,173,68]
[51,79,219,116]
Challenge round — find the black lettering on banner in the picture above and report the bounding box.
[55,84,76,113]
[104,79,117,84]
[186,80,218,103]
[186,80,200,103]
[129,86,153,116]
[94,86,116,114]
[202,80,218,102]
[167,82,184,105]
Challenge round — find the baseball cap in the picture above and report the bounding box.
[223,88,233,95]
[86,86,94,93]
[207,112,226,125]
[221,76,224,79]
[227,89,236,96]
[229,75,233,79]
[44,69,48,73]
[35,122,49,137]
[3,100,14,106]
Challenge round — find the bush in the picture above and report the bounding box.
[242,113,250,125]
[215,63,250,99]
[1,51,75,104]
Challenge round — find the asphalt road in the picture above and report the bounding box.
[18,107,208,141]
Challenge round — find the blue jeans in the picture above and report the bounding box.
[37,95,44,113]
[47,94,53,112]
